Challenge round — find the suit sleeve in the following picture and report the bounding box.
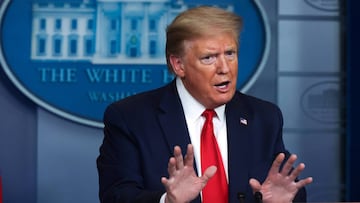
[253,100,308,203]
[96,104,163,203]
[274,105,308,203]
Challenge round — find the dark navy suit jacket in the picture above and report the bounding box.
[96,80,307,203]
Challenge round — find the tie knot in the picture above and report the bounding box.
[202,109,216,120]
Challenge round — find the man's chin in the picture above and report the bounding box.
[215,95,235,105]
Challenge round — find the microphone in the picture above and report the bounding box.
[254,191,263,203]
[237,192,245,203]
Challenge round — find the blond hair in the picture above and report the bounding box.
[165,6,243,73]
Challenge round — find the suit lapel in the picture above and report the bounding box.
[156,81,202,203]
[226,92,254,200]
[157,81,192,157]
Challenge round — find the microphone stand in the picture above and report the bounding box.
[237,191,263,203]
[254,191,263,203]
[237,192,246,203]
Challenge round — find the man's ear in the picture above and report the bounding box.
[169,55,185,77]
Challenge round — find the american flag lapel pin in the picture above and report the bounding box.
[240,117,248,125]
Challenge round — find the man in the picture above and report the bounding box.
[97,6,313,203]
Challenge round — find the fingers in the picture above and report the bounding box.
[271,153,313,189]
[270,153,304,178]
[174,144,195,169]
[268,153,285,175]
[282,154,311,184]
[200,166,217,183]
[280,154,297,176]
[167,145,195,176]
[249,178,261,191]
[290,163,313,189]
[167,157,177,176]
[296,177,313,188]
[204,165,217,177]
[161,176,169,186]
[166,146,183,176]
[173,146,184,170]
[184,144,194,168]
[288,162,305,179]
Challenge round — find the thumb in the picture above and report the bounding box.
[201,166,217,182]
[249,178,262,192]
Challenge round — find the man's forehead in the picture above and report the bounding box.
[183,36,238,50]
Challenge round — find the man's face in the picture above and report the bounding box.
[174,33,238,109]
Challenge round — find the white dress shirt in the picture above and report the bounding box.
[160,78,229,203]
[176,77,229,179]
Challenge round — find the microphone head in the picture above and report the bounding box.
[237,192,245,199]
[237,192,246,203]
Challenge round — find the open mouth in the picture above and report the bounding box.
[215,81,230,89]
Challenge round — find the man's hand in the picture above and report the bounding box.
[161,144,217,203]
[249,153,313,203]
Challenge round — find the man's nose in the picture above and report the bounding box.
[216,55,230,74]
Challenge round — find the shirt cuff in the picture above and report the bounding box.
[159,192,167,203]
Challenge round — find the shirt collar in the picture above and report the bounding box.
[176,77,225,122]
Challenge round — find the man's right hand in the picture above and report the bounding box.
[161,144,217,203]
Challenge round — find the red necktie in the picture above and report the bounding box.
[201,109,228,203]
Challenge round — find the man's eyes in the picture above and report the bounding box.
[225,50,236,57]
[200,55,216,64]
[200,51,237,65]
